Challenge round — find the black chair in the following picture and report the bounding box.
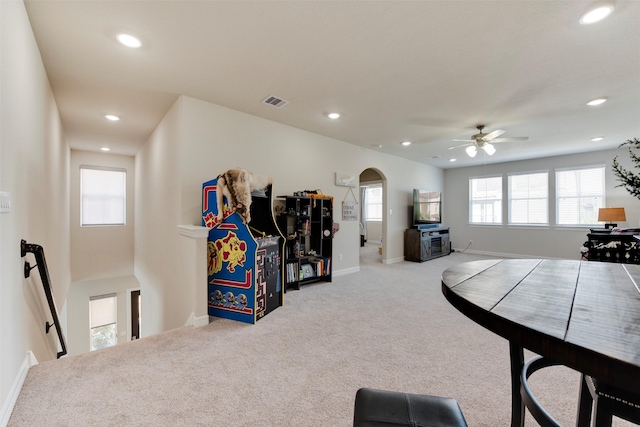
[520,356,563,427]
[353,387,468,427]
[576,375,640,427]
[522,356,640,427]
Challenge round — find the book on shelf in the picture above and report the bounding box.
[308,257,331,277]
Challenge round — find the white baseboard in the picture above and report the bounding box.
[193,314,209,328]
[184,312,209,328]
[383,256,405,264]
[333,266,360,277]
[0,351,38,427]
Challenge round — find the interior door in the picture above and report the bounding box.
[131,290,140,340]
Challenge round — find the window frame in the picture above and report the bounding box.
[80,165,126,227]
[507,170,549,226]
[555,165,605,227]
[469,175,503,225]
[363,183,383,222]
[89,293,118,351]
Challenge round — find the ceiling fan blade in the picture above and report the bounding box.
[448,143,472,150]
[490,136,529,142]
[482,129,506,141]
[451,139,474,142]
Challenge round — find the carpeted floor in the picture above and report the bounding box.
[8,248,634,426]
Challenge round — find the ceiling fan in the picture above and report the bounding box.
[449,125,529,157]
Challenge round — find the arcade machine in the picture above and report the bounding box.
[202,177,284,324]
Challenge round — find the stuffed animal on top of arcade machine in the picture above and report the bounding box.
[216,168,273,224]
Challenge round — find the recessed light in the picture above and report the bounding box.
[105,115,120,121]
[401,141,412,146]
[591,136,604,142]
[580,5,614,24]
[117,33,142,48]
[327,113,340,119]
[449,158,457,162]
[587,98,607,106]
[100,147,111,152]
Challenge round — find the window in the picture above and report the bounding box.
[364,184,383,221]
[80,166,126,226]
[469,176,502,224]
[89,294,117,351]
[556,166,605,226]
[508,172,548,225]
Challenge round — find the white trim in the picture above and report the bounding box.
[193,314,209,328]
[177,225,209,239]
[383,256,405,264]
[333,266,360,277]
[184,313,209,328]
[0,352,38,427]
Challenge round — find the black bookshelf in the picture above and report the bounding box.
[277,196,333,290]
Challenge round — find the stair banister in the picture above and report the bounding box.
[20,239,67,359]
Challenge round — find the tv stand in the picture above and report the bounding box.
[404,226,450,262]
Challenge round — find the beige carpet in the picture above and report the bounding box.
[9,247,634,426]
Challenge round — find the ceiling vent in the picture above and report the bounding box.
[430,155,442,159]
[262,95,289,109]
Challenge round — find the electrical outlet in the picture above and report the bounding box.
[0,191,11,213]
[339,254,343,261]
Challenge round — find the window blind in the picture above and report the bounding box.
[469,176,502,224]
[508,172,548,224]
[556,166,605,225]
[81,167,126,226]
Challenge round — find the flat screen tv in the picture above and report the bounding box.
[413,189,441,226]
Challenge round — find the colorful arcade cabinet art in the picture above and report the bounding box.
[202,176,284,324]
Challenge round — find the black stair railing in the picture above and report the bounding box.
[21,239,67,359]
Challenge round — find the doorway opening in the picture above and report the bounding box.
[127,288,141,340]
[359,168,386,264]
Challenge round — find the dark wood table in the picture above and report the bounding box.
[441,259,640,427]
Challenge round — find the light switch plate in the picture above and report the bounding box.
[0,192,11,213]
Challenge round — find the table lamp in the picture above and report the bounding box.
[597,207,626,229]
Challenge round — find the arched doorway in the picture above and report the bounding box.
[359,168,386,264]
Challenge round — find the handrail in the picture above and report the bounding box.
[20,239,67,358]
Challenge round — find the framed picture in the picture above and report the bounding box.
[301,264,315,279]
[335,172,357,187]
[342,200,358,221]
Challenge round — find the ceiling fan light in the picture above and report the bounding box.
[483,143,496,156]
[466,145,478,157]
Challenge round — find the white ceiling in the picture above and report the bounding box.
[23,0,640,168]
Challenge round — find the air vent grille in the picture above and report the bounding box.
[262,95,289,109]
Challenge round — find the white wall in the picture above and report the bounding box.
[0,0,70,419]
[70,150,135,282]
[444,149,637,259]
[65,275,139,356]
[365,222,383,243]
[66,150,137,355]
[135,98,184,337]
[134,95,443,335]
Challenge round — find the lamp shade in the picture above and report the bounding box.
[466,145,477,157]
[482,143,496,155]
[598,207,626,222]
